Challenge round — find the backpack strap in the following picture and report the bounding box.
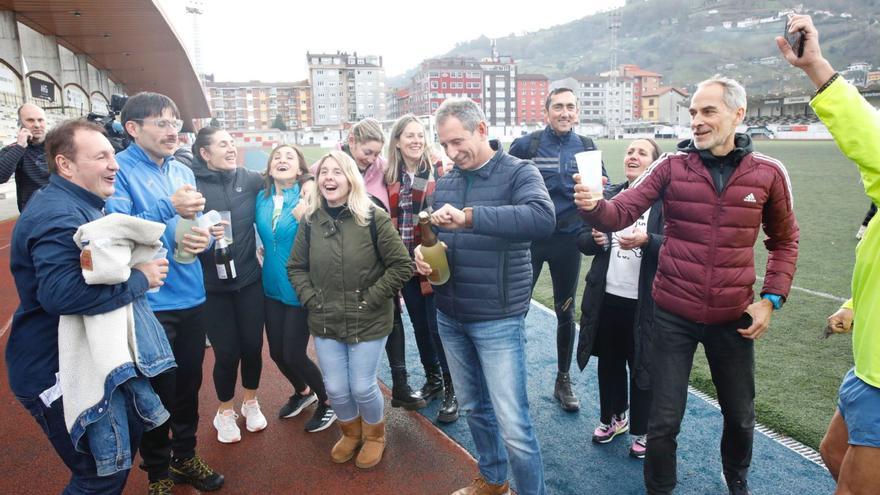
[577,134,608,178]
[526,130,543,159]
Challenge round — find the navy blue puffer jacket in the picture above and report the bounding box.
[432,147,555,322]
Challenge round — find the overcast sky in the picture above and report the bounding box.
[159,0,624,82]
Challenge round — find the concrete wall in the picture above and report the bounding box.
[0,11,22,77]
[18,22,63,103]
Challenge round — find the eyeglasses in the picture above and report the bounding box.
[134,118,184,131]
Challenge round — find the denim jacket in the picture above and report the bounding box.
[65,297,174,476]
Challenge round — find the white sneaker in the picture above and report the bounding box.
[213,409,241,443]
[241,399,268,432]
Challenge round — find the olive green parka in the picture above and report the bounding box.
[287,205,411,343]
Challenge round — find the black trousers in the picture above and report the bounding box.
[530,235,581,372]
[204,281,265,402]
[595,294,652,435]
[265,298,327,402]
[385,297,408,375]
[644,307,755,495]
[139,304,207,482]
[401,276,447,372]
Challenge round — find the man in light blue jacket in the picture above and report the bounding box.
[106,92,224,494]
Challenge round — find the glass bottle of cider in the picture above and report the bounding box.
[418,211,450,285]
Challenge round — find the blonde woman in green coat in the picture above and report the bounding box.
[288,150,411,469]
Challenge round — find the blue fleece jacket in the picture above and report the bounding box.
[255,183,303,306]
[105,143,206,311]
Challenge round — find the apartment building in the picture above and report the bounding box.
[307,51,386,126]
[410,57,483,116]
[206,79,311,131]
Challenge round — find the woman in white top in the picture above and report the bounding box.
[575,138,664,459]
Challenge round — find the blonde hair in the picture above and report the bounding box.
[385,114,434,184]
[308,151,374,227]
[348,118,385,145]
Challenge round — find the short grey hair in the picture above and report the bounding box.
[434,98,485,132]
[697,75,747,112]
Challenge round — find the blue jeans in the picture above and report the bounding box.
[314,335,389,424]
[17,395,138,494]
[437,311,546,495]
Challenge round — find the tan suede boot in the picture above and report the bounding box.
[355,419,386,469]
[331,417,362,463]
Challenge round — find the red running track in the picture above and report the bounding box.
[0,218,478,494]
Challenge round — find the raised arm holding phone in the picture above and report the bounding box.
[779,14,880,495]
[0,103,50,212]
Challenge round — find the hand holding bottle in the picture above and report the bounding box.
[171,184,205,219]
[181,226,211,254]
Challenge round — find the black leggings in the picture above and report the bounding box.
[530,235,581,372]
[264,297,327,402]
[204,281,266,402]
[595,294,652,436]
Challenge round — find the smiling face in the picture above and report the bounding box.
[317,157,351,207]
[396,121,426,167]
[623,139,656,183]
[689,83,744,156]
[126,107,180,164]
[546,90,578,135]
[57,129,120,199]
[437,116,492,171]
[200,130,237,171]
[269,146,303,185]
[348,138,383,171]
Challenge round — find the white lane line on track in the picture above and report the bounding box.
[530,299,828,471]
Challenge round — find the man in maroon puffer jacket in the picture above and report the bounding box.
[575,76,799,495]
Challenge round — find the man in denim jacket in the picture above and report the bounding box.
[8,120,168,494]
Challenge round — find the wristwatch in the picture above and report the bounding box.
[762,293,783,310]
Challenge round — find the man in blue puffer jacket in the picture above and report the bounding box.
[415,98,555,495]
[509,87,607,412]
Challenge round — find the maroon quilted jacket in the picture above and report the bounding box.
[580,136,799,324]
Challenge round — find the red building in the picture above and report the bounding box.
[516,74,549,125]
[411,57,483,116]
[620,65,662,120]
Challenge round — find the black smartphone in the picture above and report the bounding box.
[784,19,805,58]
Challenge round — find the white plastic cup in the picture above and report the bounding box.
[575,150,604,200]
[218,210,233,244]
[147,247,168,293]
[198,209,222,229]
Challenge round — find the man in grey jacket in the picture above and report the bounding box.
[415,98,554,495]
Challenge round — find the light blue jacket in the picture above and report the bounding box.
[255,184,303,306]
[106,143,207,311]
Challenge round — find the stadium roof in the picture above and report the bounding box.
[0,0,209,131]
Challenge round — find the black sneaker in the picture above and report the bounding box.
[147,478,174,495]
[727,478,751,495]
[279,392,317,419]
[305,402,337,432]
[169,454,224,492]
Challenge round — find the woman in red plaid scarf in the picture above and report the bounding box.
[384,114,459,423]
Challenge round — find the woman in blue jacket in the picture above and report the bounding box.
[255,144,335,433]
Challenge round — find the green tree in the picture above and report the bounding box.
[270,114,287,131]
[209,117,221,128]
